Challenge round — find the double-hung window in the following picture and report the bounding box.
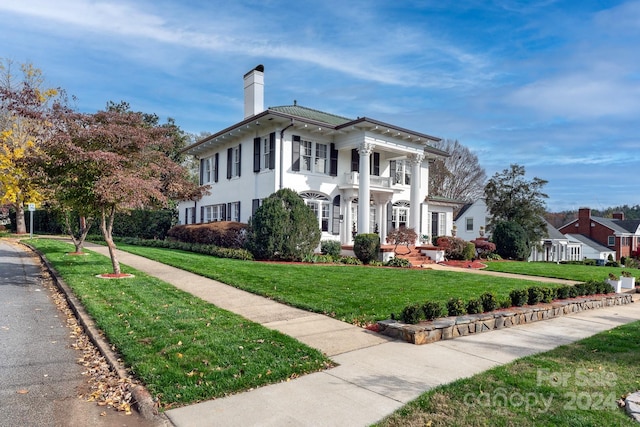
[390,160,411,185]
[315,143,328,174]
[466,217,474,232]
[292,136,337,176]
[262,137,270,170]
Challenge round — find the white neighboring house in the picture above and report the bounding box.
[565,234,616,263]
[529,220,583,262]
[178,65,449,246]
[453,199,584,262]
[454,199,490,241]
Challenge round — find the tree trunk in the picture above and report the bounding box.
[65,213,92,253]
[100,206,121,275]
[15,203,27,234]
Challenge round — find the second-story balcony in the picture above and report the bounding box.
[340,172,397,191]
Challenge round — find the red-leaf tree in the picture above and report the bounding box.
[44,104,205,274]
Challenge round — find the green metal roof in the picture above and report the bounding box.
[269,105,353,126]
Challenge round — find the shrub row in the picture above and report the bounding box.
[167,221,247,249]
[396,281,615,324]
[114,237,254,260]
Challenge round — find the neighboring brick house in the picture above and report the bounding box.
[559,208,640,261]
[178,65,449,246]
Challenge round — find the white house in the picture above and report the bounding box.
[454,198,490,241]
[529,220,582,262]
[178,65,449,246]
[565,234,615,263]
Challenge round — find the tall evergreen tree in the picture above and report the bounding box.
[484,164,548,258]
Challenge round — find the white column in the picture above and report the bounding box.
[409,153,424,232]
[357,143,373,235]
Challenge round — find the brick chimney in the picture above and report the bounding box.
[577,207,592,236]
[613,212,625,220]
[244,65,264,119]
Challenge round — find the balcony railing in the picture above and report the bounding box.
[342,172,392,188]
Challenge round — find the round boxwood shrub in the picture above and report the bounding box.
[479,292,498,312]
[447,298,466,316]
[527,286,544,305]
[556,285,571,299]
[320,240,342,258]
[509,289,528,307]
[422,301,444,320]
[466,298,482,314]
[541,287,556,303]
[400,304,423,324]
[353,233,380,265]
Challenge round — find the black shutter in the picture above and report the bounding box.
[332,195,341,235]
[269,132,276,170]
[200,206,205,223]
[252,199,260,215]
[351,149,359,172]
[227,148,232,179]
[330,143,338,176]
[253,137,261,172]
[237,144,241,177]
[237,201,241,222]
[221,203,227,221]
[199,158,205,185]
[292,135,301,171]
[185,208,188,224]
[227,203,232,221]
[372,152,380,176]
[390,160,397,184]
[214,153,219,182]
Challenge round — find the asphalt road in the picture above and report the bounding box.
[0,240,156,427]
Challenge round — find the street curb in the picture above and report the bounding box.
[22,242,172,426]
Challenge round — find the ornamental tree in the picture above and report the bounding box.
[43,104,205,274]
[0,60,58,233]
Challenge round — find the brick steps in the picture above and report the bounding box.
[389,245,435,267]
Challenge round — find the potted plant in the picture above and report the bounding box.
[607,273,622,293]
[621,271,636,289]
[420,234,430,245]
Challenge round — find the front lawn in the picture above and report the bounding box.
[113,243,565,325]
[376,320,640,426]
[484,261,639,283]
[27,238,332,409]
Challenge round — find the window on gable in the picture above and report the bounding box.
[466,217,473,232]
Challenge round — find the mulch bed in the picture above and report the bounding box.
[440,260,487,269]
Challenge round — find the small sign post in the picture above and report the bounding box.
[28,203,35,240]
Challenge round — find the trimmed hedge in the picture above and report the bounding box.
[114,237,254,260]
[394,281,613,324]
[167,221,247,249]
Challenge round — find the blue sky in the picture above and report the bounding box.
[2,0,639,212]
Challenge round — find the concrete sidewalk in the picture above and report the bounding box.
[78,242,639,426]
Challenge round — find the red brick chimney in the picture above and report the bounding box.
[577,208,592,236]
[613,212,625,220]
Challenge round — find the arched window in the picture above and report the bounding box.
[300,192,331,232]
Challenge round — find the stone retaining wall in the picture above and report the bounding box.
[377,294,634,345]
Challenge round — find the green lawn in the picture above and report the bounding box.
[484,260,640,282]
[26,238,331,409]
[113,243,566,326]
[376,320,640,426]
